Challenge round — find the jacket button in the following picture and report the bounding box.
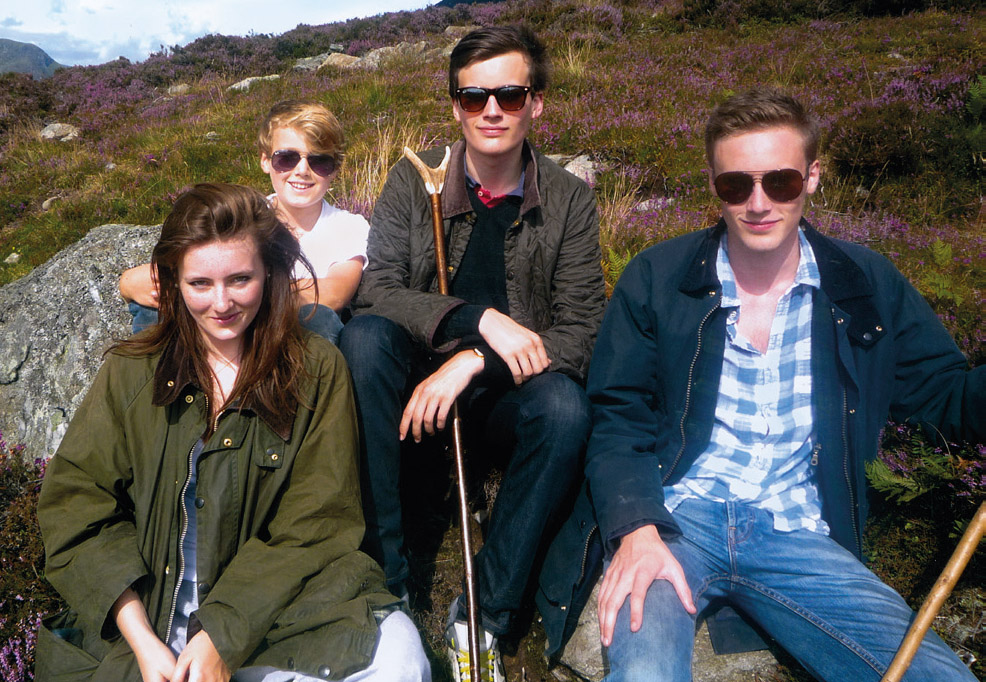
[185,395,194,403]
[875,325,883,332]
[271,453,279,461]
[836,318,844,324]
[167,380,175,387]
[849,408,856,415]
[863,332,873,341]
[222,438,233,447]
[195,497,205,509]
[318,665,331,678]
[198,581,210,594]
[579,521,586,529]
[287,658,295,670]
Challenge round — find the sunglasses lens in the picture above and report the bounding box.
[495,86,529,111]
[271,150,301,172]
[306,154,337,177]
[714,172,754,204]
[457,88,489,112]
[762,169,805,202]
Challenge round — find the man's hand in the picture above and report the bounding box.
[477,309,550,386]
[172,630,230,682]
[135,639,178,682]
[399,350,485,442]
[597,525,696,647]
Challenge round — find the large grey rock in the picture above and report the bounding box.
[557,579,780,681]
[294,53,331,72]
[359,41,429,70]
[40,122,80,142]
[322,53,360,69]
[0,223,160,455]
[226,74,280,92]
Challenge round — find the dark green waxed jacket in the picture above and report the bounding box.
[352,139,606,383]
[37,332,396,681]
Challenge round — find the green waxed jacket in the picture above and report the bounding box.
[36,332,396,681]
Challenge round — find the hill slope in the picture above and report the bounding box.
[0,37,63,79]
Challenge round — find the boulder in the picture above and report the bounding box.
[359,41,429,70]
[444,25,480,40]
[322,53,360,70]
[0,224,160,455]
[294,53,330,72]
[40,123,80,142]
[556,579,780,681]
[226,75,280,92]
[167,83,190,96]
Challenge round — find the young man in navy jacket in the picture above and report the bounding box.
[585,89,983,681]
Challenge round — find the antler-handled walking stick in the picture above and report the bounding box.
[404,145,482,681]
[880,500,986,682]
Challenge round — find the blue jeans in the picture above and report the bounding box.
[127,302,344,345]
[339,314,590,634]
[604,498,975,681]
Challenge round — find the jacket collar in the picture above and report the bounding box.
[679,218,885,344]
[152,338,294,439]
[441,139,542,219]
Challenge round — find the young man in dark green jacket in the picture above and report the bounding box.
[339,25,606,682]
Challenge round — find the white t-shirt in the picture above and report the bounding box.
[269,196,370,280]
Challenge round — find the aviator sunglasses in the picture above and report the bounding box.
[270,149,337,177]
[454,85,532,112]
[713,168,807,204]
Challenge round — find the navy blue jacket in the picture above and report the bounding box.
[537,219,984,657]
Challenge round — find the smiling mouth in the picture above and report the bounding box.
[213,312,240,324]
[288,181,314,190]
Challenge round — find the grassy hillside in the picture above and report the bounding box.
[0,1,983,680]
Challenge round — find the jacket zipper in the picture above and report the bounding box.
[164,393,218,644]
[665,297,721,483]
[840,386,860,555]
[164,436,199,644]
[578,524,598,586]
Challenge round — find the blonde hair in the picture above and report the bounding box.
[257,99,345,167]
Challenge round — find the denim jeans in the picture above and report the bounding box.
[127,302,344,345]
[604,498,975,681]
[339,314,590,634]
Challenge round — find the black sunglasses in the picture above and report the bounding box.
[713,168,807,204]
[270,149,337,177]
[454,85,532,113]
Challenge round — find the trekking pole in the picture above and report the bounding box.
[404,146,482,682]
[880,500,985,682]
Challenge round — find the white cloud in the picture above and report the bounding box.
[0,0,434,66]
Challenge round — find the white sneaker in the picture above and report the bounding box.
[445,620,504,682]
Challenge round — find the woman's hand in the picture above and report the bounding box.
[172,630,230,682]
[111,587,177,681]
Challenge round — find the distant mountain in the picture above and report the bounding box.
[0,38,64,79]
[434,0,505,8]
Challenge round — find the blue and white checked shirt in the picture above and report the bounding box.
[665,228,830,535]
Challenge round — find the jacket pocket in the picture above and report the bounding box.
[35,611,100,682]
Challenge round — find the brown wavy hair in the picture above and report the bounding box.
[112,183,315,422]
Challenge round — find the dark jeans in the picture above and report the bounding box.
[128,302,344,345]
[339,314,590,634]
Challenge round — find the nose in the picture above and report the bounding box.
[482,93,503,117]
[747,179,772,213]
[213,285,232,311]
[293,155,311,175]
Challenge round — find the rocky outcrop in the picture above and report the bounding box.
[40,123,80,142]
[227,74,281,92]
[0,224,159,455]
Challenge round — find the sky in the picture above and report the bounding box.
[0,0,434,67]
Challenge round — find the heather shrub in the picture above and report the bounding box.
[0,435,60,682]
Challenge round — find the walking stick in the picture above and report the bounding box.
[404,146,482,682]
[880,500,986,682]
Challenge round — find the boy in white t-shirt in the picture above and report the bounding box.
[119,100,369,344]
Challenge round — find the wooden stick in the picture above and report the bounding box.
[403,146,482,682]
[881,500,986,682]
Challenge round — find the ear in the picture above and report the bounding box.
[805,158,821,195]
[260,152,272,174]
[452,99,463,125]
[707,167,718,198]
[530,91,544,120]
